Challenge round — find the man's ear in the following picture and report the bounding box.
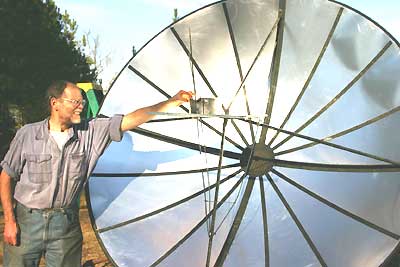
[50,97,59,111]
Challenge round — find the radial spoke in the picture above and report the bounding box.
[226,12,282,111]
[223,3,255,144]
[150,172,247,267]
[259,177,270,267]
[272,41,393,150]
[381,243,400,267]
[271,159,400,172]
[230,119,250,147]
[214,176,256,266]
[243,119,400,165]
[170,27,218,98]
[128,65,188,111]
[271,169,400,240]
[213,173,247,234]
[276,106,400,156]
[91,163,241,177]
[176,16,249,149]
[200,119,245,151]
[265,173,327,267]
[259,0,286,144]
[206,118,228,267]
[96,169,243,234]
[188,27,197,97]
[151,115,245,150]
[267,8,343,146]
[127,65,245,150]
[132,127,241,160]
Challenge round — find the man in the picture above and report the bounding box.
[0,80,193,266]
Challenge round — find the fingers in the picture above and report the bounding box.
[4,232,17,246]
[179,90,194,102]
[171,90,194,105]
[4,222,19,246]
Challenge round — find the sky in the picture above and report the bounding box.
[54,0,400,90]
[55,0,215,89]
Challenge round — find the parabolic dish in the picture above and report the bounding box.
[87,0,400,266]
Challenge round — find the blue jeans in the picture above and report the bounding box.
[4,202,83,267]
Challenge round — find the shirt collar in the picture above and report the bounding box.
[36,118,79,141]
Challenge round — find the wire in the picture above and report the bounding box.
[188,26,213,232]
[188,27,197,101]
[213,117,262,235]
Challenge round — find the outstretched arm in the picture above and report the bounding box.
[0,170,18,246]
[120,90,193,132]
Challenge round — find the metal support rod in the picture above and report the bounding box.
[223,2,255,144]
[268,7,344,146]
[206,118,229,267]
[272,41,392,150]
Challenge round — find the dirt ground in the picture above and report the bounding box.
[0,194,112,267]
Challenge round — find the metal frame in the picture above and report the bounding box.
[86,0,400,266]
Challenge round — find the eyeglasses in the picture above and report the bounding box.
[60,98,87,107]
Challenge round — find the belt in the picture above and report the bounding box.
[16,201,78,214]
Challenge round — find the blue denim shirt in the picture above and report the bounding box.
[1,115,123,209]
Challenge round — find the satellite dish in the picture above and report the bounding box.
[87,0,400,266]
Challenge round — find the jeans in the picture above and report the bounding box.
[4,202,83,267]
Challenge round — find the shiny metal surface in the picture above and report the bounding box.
[88,0,400,266]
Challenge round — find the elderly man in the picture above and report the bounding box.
[0,80,193,266]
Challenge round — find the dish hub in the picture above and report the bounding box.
[240,143,275,177]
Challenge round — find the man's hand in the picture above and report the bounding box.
[170,90,194,106]
[1,170,19,246]
[4,219,19,246]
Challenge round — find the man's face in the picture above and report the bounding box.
[56,84,84,125]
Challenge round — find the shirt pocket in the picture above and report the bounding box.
[67,153,85,177]
[66,153,86,200]
[26,154,52,183]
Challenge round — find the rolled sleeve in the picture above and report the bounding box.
[1,161,18,180]
[1,130,25,180]
[109,114,123,142]
[89,115,123,156]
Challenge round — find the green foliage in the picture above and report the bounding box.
[0,0,97,159]
[173,8,179,22]
[0,106,17,164]
[82,34,87,47]
[80,31,110,79]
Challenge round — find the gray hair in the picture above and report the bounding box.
[46,80,69,111]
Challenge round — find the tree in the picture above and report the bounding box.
[0,0,97,159]
[173,8,179,22]
[81,30,112,84]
